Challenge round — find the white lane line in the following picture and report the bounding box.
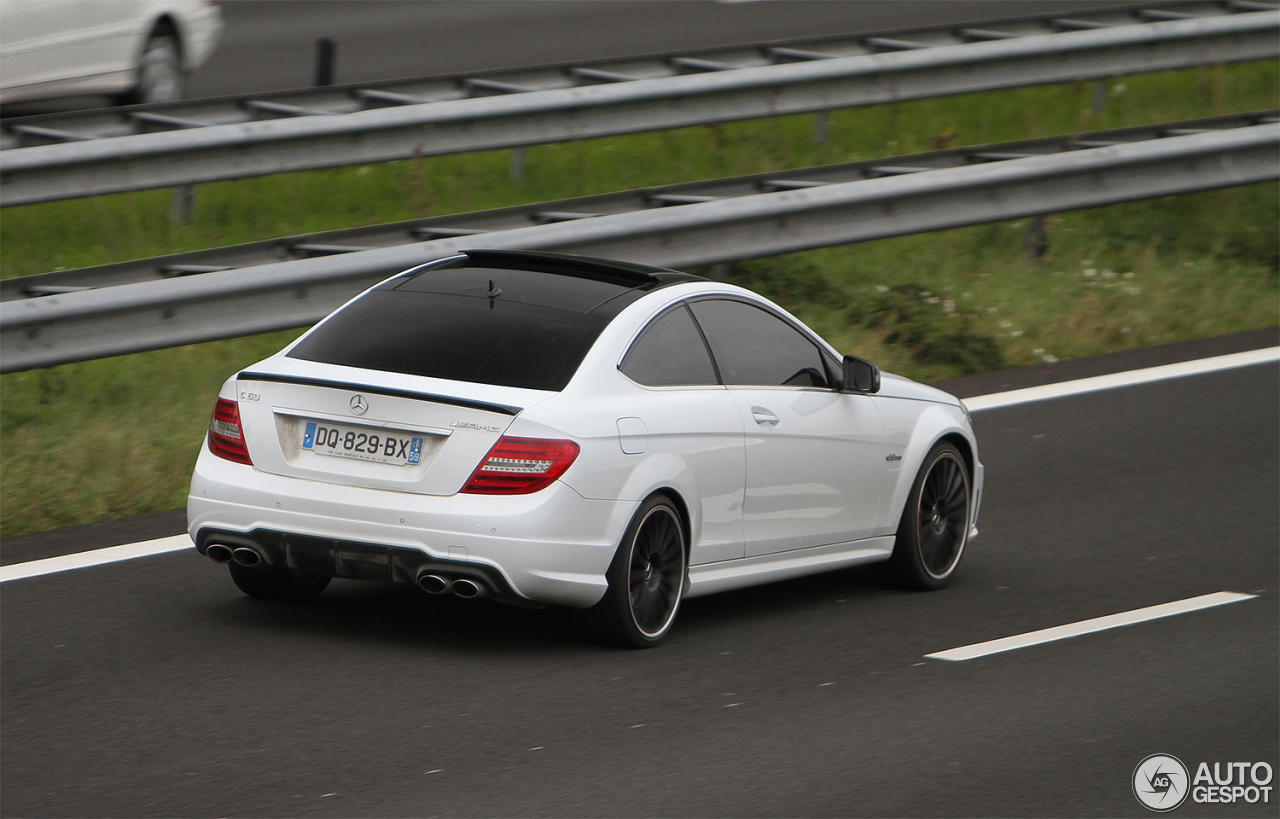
[966,347,1279,412]
[1,346,1276,581]
[0,534,194,583]
[926,591,1256,661]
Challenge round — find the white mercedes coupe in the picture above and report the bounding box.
[189,250,983,647]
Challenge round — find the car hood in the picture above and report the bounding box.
[877,372,961,406]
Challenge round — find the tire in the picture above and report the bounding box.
[885,441,971,590]
[591,494,687,648]
[228,562,330,602]
[119,32,184,105]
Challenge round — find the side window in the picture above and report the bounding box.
[620,304,719,387]
[688,299,831,388]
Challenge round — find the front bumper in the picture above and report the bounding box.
[188,447,637,608]
[971,457,985,537]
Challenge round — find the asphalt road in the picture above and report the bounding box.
[188,1,1131,98]
[2,0,1138,115]
[2,336,1276,817]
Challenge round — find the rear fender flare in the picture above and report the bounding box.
[610,452,701,546]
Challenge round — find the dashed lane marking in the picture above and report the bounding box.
[926,592,1257,661]
[2,347,1276,582]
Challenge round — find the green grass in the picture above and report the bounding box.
[3,62,1275,278]
[727,184,1278,383]
[1,62,1276,537]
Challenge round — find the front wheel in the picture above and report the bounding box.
[591,494,686,648]
[885,441,971,590]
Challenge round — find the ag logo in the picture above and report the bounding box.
[1134,754,1190,812]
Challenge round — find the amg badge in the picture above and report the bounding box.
[450,420,502,433]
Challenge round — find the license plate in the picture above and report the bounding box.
[302,421,424,466]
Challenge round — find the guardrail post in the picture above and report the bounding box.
[510,147,525,182]
[1024,215,1048,259]
[813,111,828,145]
[169,185,195,224]
[1092,79,1108,115]
[315,37,337,87]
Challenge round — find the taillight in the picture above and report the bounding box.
[208,397,252,465]
[461,436,580,494]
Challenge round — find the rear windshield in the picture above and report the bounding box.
[288,291,607,391]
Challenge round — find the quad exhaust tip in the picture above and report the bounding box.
[451,578,483,599]
[416,573,486,598]
[231,547,262,567]
[417,574,448,594]
[205,543,234,564]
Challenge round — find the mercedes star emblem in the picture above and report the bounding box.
[350,395,368,415]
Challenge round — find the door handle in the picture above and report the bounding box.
[751,406,780,426]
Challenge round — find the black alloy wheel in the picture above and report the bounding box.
[594,494,686,648]
[886,441,970,590]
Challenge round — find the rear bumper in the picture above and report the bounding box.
[194,526,526,600]
[188,447,636,608]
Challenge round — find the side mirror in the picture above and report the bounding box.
[842,355,880,394]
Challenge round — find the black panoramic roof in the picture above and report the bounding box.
[390,249,705,318]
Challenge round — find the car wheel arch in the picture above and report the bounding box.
[560,446,703,555]
[116,16,186,105]
[883,404,976,530]
[939,432,975,481]
[147,16,183,58]
[633,468,699,548]
[633,487,694,597]
[650,487,692,556]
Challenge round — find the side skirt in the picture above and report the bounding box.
[685,536,895,599]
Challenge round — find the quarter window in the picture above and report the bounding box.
[688,299,831,388]
[620,305,719,387]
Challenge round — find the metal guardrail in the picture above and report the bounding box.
[3,119,1275,372]
[4,111,1273,302]
[1,3,1275,206]
[6,0,1242,149]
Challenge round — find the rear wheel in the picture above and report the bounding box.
[228,562,330,602]
[885,441,970,590]
[119,31,183,105]
[592,494,686,648]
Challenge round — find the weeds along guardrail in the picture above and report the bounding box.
[0,5,1276,206]
[2,119,1276,372]
[3,111,1272,301]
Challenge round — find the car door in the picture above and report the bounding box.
[687,298,888,557]
[1,0,84,96]
[0,1,138,100]
[619,302,746,565]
